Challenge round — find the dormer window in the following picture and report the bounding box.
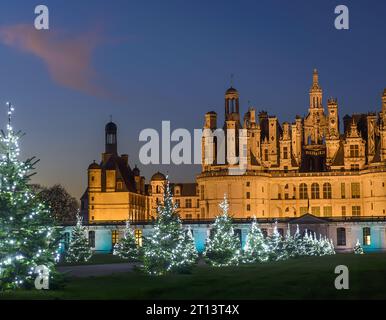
[349,145,359,157]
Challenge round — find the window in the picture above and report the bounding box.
[117,181,123,190]
[185,199,192,208]
[200,185,204,200]
[111,230,119,246]
[299,183,308,199]
[278,228,284,238]
[363,227,371,246]
[64,232,70,250]
[246,192,250,199]
[283,147,288,160]
[246,204,251,211]
[175,199,180,207]
[337,228,346,246]
[246,181,250,187]
[300,207,308,215]
[135,229,142,247]
[264,149,269,161]
[186,214,192,219]
[349,145,359,157]
[91,176,95,182]
[311,183,320,199]
[323,206,332,217]
[351,183,360,198]
[261,228,268,238]
[311,206,320,216]
[323,183,332,199]
[341,206,346,217]
[341,183,346,199]
[196,199,199,208]
[351,164,360,171]
[352,206,361,216]
[88,231,95,247]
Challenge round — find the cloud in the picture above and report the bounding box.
[0,24,116,99]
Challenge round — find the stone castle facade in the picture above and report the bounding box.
[81,69,386,222]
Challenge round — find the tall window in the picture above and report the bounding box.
[264,149,269,161]
[111,230,119,246]
[341,183,346,199]
[246,204,251,211]
[349,145,359,157]
[283,147,288,160]
[311,183,320,199]
[300,207,308,215]
[200,185,204,200]
[135,229,143,247]
[175,199,180,207]
[323,183,332,199]
[341,206,346,216]
[337,228,346,246]
[363,227,371,246]
[351,182,360,198]
[299,183,308,199]
[246,192,250,199]
[352,206,361,216]
[88,230,95,248]
[185,199,192,208]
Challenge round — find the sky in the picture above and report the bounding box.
[0,0,385,199]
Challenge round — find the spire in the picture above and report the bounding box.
[348,118,359,138]
[309,68,323,109]
[313,68,319,86]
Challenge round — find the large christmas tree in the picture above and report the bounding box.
[65,212,92,263]
[0,103,61,290]
[266,222,285,261]
[113,220,139,261]
[204,195,240,267]
[142,178,197,275]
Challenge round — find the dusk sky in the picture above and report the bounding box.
[0,0,385,199]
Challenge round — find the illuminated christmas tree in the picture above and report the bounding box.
[142,178,197,275]
[204,195,240,267]
[266,222,285,261]
[0,103,61,290]
[65,212,92,263]
[113,220,139,261]
[242,217,268,263]
[354,239,364,254]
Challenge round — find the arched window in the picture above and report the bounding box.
[337,228,346,246]
[323,183,332,199]
[299,183,308,199]
[311,183,320,199]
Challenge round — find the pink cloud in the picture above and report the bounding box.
[0,24,115,98]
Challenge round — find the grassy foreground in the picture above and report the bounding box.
[57,253,127,266]
[1,253,386,300]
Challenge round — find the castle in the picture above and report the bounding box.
[82,69,386,222]
[77,70,386,253]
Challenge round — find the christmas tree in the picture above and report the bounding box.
[242,217,268,263]
[204,195,240,267]
[282,224,297,259]
[113,220,139,261]
[142,178,197,275]
[65,212,92,263]
[266,222,285,261]
[354,239,364,254]
[0,103,61,290]
[292,225,304,257]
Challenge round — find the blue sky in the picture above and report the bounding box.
[0,0,385,198]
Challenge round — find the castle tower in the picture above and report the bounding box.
[88,161,101,192]
[224,87,240,124]
[327,98,339,138]
[105,121,117,155]
[309,69,323,109]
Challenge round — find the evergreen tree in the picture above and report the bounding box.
[242,217,268,263]
[354,239,364,254]
[282,224,297,259]
[302,230,317,256]
[169,226,198,273]
[66,212,92,263]
[266,223,284,261]
[113,220,139,261]
[292,225,304,257]
[204,195,240,267]
[0,103,61,290]
[142,179,197,275]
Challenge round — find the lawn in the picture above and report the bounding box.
[1,253,386,300]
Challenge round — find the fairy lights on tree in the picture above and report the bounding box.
[0,103,61,290]
[142,178,197,275]
[204,195,240,267]
[113,219,139,261]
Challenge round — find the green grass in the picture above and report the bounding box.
[57,253,127,266]
[1,253,386,300]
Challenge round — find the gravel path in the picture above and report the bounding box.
[57,263,139,278]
